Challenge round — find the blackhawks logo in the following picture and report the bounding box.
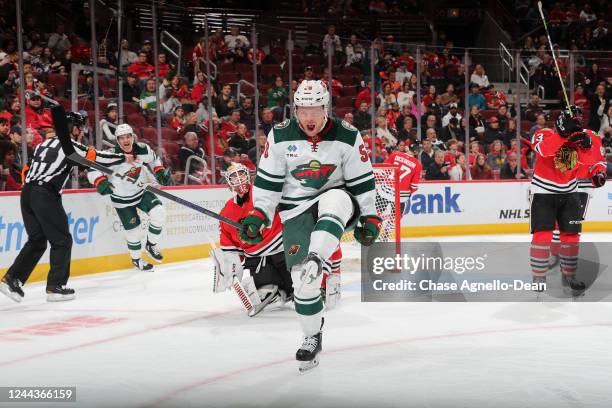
[554,146,578,172]
[290,160,336,189]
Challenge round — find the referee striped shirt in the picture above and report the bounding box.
[25,138,125,192]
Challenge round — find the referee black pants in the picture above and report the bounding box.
[6,183,72,288]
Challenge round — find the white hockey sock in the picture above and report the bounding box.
[146,205,165,245]
[125,227,142,259]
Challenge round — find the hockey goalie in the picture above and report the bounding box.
[241,80,381,371]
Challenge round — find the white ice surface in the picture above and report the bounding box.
[1,234,612,408]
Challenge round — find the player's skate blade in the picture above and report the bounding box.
[46,286,75,302]
[298,355,320,373]
[145,242,163,263]
[0,277,24,303]
[133,258,154,271]
[296,331,322,373]
[562,274,586,298]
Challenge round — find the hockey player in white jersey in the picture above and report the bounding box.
[241,80,381,371]
[87,124,171,271]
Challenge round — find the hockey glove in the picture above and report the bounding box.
[95,178,113,196]
[353,215,383,246]
[568,131,592,149]
[592,171,607,188]
[239,209,267,244]
[155,168,171,185]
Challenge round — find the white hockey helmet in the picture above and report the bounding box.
[115,123,134,138]
[224,163,251,195]
[294,80,330,108]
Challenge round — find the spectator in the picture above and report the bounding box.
[484,117,505,146]
[421,114,439,140]
[179,131,207,179]
[470,64,490,89]
[47,24,71,56]
[486,139,506,170]
[439,117,460,142]
[355,80,373,109]
[8,127,32,169]
[343,112,354,126]
[116,39,138,69]
[0,140,21,191]
[224,27,250,54]
[395,61,412,86]
[191,71,210,105]
[128,52,154,80]
[353,101,372,131]
[303,66,316,81]
[439,83,459,107]
[525,94,544,122]
[468,140,481,165]
[471,154,494,179]
[247,46,266,67]
[468,83,486,110]
[534,54,560,99]
[503,119,519,149]
[140,40,153,60]
[0,117,9,140]
[579,4,597,22]
[573,84,590,110]
[260,108,277,136]
[599,105,612,136]
[395,104,417,132]
[397,116,417,145]
[397,81,415,110]
[345,34,365,67]
[418,139,436,169]
[495,104,513,132]
[239,97,255,131]
[25,93,53,134]
[222,109,242,136]
[375,116,397,147]
[590,84,608,131]
[322,68,343,99]
[267,76,288,112]
[139,78,158,111]
[425,150,451,180]
[422,85,437,108]
[99,103,119,144]
[441,103,462,127]
[156,53,171,79]
[248,128,267,165]
[529,114,547,139]
[449,153,467,180]
[592,20,608,49]
[215,84,237,118]
[425,127,445,150]
[222,147,241,172]
[322,25,342,57]
[500,153,527,179]
[123,73,141,103]
[169,106,185,130]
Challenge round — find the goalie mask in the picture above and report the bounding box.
[294,80,329,136]
[225,163,251,195]
[115,123,136,152]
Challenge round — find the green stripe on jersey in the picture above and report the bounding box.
[346,177,375,196]
[254,176,284,192]
[257,167,285,180]
[345,171,373,185]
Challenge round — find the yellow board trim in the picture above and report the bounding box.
[0,243,214,285]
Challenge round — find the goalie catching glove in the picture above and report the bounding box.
[353,215,382,246]
[239,209,267,244]
[592,171,606,188]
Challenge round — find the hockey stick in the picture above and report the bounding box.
[50,105,246,231]
[537,1,572,116]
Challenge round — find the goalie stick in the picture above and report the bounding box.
[50,105,245,231]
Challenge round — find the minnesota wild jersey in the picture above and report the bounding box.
[253,117,376,223]
[87,142,164,208]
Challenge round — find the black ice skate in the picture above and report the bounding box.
[561,274,586,297]
[46,286,76,302]
[532,275,546,293]
[133,258,154,271]
[297,331,323,373]
[145,241,163,263]
[0,275,24,303]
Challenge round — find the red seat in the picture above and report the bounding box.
[127,114,147,129]
[235,63,251,73]
[56,97,71,111]
[107,78,118,90]
[123,102,139,115]
[141,127,158,143]
[47,73,67,93]
[341,86,358,97]
[341,66,362,76]
[521,120,533,133]
[77,99,92,110]
[161,127,180,141]
[98,99,109,112]
[335,97,354,108]
[241,71,255,83]
[219,72,239,84]
[334,107,353,118]
[261,64,281,78]
[481,109,497,121]
[219,62,234,72]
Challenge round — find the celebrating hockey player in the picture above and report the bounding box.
[87,124,171,271]
[242,80,381,371]
[383,142,422,214]
[529,106,604,294]
[213,163,293,316]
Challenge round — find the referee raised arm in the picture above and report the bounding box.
[0,111,131,303]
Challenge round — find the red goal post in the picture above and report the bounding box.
[341,164,401,252]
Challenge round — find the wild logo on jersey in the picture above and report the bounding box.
[554,146,578,172]
[124,166,142,179]
[290,160,336,189]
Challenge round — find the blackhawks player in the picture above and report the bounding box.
[87,124,171,271]
[529,106,605,294]
[383,142,422,214]
[241,80,381,371]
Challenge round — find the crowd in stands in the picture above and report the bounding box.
[0,1,610,191]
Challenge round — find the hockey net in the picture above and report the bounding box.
[341,164,401,251]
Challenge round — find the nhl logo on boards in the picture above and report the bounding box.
[288,245,300,255]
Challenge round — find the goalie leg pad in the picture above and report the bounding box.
[210,248,243,293]
[309,189,353,261]
[324,273,341,310]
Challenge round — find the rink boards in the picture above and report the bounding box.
[1,180,611,281]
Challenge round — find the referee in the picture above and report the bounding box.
[0,111,130,303]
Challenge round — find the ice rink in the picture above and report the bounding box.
[1,234,612,408]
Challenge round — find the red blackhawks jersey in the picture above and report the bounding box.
[383,151,422,203]
[530,128,602,194]
[577,132,607,194]
[219,192,283,257]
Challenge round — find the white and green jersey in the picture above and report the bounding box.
[253,117,376,224]
[87,142,164,208]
